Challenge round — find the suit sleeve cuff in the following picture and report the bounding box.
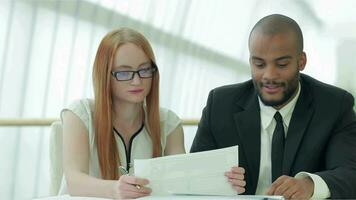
[295,171,330,199]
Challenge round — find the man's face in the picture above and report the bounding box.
[249,31,306,109]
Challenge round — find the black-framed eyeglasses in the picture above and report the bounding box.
[111,63,157,81]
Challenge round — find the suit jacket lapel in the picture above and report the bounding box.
[233,89,261,193]
[283,77,314,175]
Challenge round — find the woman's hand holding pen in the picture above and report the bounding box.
[225,166,246,194]
[112,175,152,199]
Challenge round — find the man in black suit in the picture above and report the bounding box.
[191,14,356,199]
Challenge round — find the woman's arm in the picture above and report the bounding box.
[164,124,186,155]
[62,110,115,198]
[62,110,151,199]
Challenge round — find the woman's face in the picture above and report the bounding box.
[110,43,153,104]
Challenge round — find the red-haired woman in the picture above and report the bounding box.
[60,28,185,199]
[59,28,245,199]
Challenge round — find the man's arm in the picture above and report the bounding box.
[190,90,217,152]
[190,90,247,194]
[267,92,356,199]
[315,91,356,198]
[267,91,356,199]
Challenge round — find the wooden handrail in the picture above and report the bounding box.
[0,118,199,126]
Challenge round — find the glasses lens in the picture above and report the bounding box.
[138,68,154,78]
[115,71,133,81]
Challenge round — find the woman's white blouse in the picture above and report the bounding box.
[58,98,181,194]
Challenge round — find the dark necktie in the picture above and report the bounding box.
[272,111,285,182]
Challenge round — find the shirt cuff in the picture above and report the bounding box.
[295,172,330,199]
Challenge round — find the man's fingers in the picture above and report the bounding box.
[228,178,246,187]
[266,186,274,195]
[283,186,298,199]
[266,175,288,195]
[266,181,279,195]
[267,176,313,200]
[231,166,245,174]
[224,172,244,180]
[274,178,293,195]
[291,191,303,199]
[233,186,246,194]
[224,166,246,194]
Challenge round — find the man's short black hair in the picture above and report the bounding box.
[248,14,304,53]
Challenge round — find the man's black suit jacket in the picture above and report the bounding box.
[190,74,356,198]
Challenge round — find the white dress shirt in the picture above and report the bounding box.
[255,83,330,199]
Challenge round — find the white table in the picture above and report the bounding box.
[34,194,284,200]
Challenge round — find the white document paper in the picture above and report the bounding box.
[134,145,239,196]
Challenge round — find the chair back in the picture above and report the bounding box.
[49,121,63,195]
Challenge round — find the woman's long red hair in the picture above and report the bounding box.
[92,28,161,180]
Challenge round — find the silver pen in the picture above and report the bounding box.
[119,166,141,190]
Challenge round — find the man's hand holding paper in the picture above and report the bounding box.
[225,166,246,194]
